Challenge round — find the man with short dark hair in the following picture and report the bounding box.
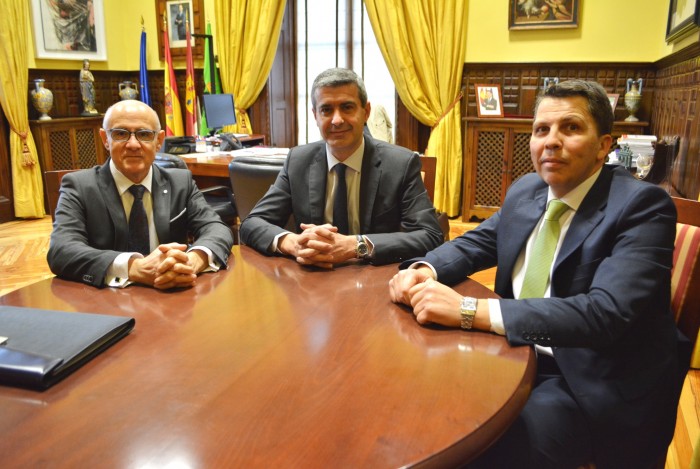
[240,68,443,267]
[389,80,685,468]
[48,100,233,289]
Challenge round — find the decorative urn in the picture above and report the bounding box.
[624,78,643,122]
[31,79,54,120]
[118,81,139,101]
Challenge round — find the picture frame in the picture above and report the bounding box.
[30,0,107,61]
[509,0,579,30]
[666,0,700,43]
[607,93,620,111]
[474,84,504,118]
[155,0,204,60]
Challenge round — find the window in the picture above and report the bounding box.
[296,0,395,145]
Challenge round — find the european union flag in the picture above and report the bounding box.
[139,30,151,106]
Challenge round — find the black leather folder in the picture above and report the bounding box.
[0,306,135,390]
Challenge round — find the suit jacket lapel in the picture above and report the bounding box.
[97,160,129,250]
[308,148,328,223]
[359,139,381,232]
[554,168,610,271]
[151,166,172,243]
[500,187,548,282]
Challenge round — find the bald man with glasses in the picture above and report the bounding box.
[48,100,233,290]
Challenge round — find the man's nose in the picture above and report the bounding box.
[544,128,562,149]
[331,109,344,126]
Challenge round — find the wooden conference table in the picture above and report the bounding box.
[180,147,289,189]
[0,246,534,468]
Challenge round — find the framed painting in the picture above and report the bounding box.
[155,0,204,60]
[30,0,107,61]
[666,0,700,42]
[607,93,620,111]
[475,84,504,118]
[509,0,579,30]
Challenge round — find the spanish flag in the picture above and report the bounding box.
[163,13,183,137]
[184,15,196,136]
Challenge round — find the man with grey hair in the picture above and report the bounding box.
[389,79,685,468]
[241,68,443,267]
[48,100,233,289]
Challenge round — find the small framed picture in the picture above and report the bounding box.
[474,84,504,118]
[607,93,620,111]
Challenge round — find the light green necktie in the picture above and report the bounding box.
[519,200,570,299]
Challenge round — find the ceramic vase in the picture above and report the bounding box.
[118,81,139,101]
[31,79,53,121]
[624,78,643,122]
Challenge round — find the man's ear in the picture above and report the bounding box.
[99,128,109,149]
[597,134,613,162]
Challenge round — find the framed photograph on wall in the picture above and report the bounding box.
[155,0,204,60]
[607,93,620,111]
[30,0,107,61]
[509,0,579,30]
[666,0,700,43]
[475,84,504,118]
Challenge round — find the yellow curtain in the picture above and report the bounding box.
[0,0,44,217]
[215,0,287,135]
[365,0,467,216]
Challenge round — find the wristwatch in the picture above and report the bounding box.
[460,296,477,330]
[356,235,370,259]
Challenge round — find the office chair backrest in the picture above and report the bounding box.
[154,152,188,170]
[228,155,286,221]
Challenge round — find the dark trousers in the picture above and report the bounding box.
[467,354,593,469]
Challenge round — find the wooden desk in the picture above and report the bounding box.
[0,246,534,468]
[181,148,288,188]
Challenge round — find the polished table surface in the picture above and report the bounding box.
[0,246,534,468]
[181,147,289,179]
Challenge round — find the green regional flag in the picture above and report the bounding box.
[200,22,222,136]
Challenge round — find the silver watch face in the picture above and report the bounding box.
[357,243,369,256]
[461,297,477,310]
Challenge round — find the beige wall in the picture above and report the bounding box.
[27,0,697,72]
[465,0,694,63]
[27,0,217,71]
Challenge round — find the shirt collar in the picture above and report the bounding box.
[109,159,154,196]
[325,138,365,173]
[547,167,602,211]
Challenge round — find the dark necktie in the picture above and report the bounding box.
[332,163,349,235]
[519,200,569,299]
[128,184,150,256]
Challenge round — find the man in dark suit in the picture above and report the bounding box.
[240,68,443,267]
[389,80,684,468]
[48,100,233,289]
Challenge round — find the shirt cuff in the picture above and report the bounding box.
[105,252,141,288]
[271,231,292,254]
[188,245,220,272]
[488,298,505,335]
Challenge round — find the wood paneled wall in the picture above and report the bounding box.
[395,53,700,205]
[652,43,700,200]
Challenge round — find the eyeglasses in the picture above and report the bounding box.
[107,128,158,142]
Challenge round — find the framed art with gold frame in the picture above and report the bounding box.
[509,0,579,30]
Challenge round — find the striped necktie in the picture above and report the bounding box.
[519,199,569,299]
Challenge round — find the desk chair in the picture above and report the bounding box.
[154,152,238,236]
[228,155,287,235]
[45,169,77,221]
[418,154,450,241]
